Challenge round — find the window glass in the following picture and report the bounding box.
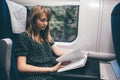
[49,5,79,42]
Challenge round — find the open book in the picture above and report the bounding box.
[56,48,88,72]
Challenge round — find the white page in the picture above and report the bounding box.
[56,48,85,62]
[57,54,87,72]
[56,48,88,72]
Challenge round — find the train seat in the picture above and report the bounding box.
[0,38,12,80]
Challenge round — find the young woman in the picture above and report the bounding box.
[15,5,67,80]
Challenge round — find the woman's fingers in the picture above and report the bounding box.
[61,61,71,65]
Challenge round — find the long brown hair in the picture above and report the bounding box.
[27,5,52,44]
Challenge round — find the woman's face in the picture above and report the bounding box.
[36,13,48,31]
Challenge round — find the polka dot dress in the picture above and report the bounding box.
[15,32,61,80]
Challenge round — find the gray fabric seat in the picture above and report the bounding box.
[0,38,12,80]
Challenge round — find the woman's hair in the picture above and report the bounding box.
[27,5,52,44]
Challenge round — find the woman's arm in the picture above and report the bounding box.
[51,44,65,56]
[17,56,61,73]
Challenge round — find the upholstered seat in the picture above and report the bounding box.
[0,38,12,80]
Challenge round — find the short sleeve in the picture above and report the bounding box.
[15,32,30,56]
[49,39,55,46]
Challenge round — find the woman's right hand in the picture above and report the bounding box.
[50,62,62,72]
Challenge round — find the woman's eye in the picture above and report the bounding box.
[39,18,48,22]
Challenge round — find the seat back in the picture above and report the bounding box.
[0,38,12,80]
[111,2,120,66]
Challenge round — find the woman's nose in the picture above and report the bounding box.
[44,21,48,25]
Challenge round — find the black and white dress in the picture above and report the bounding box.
[15,32,61,80]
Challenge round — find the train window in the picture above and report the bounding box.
[49,6,79,42]
[26,1,79,42]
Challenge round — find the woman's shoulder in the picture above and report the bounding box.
[19,31,30,38]
[18,31,30,40]
[19,31,27,36]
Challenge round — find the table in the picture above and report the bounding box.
[60,58,100,80]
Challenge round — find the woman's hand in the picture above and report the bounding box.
[49,61,71,72]
[50,62,62,72]
[60,61,71,68]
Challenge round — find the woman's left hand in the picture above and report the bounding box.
[60,61,71,68]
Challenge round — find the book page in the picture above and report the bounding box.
[57,54,88,72]
[56,48,85,62]
[56,48,88,72]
